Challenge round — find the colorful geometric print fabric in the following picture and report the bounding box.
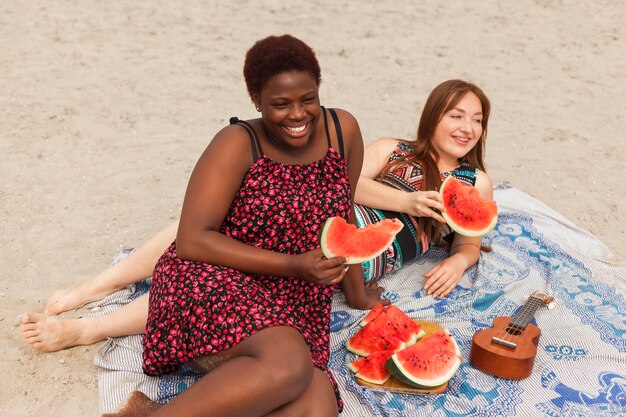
[357,140,478,283]
[375,140,478,191]
[141,147,352,409]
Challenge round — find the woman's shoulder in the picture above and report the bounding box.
[367,137,407,153]
[325,107,358,133]
[383,138,415,160]
[203,119,259,164]
[323,108,363,158]
[395,139,416,153]
[213,118,260,144]
[474,169,494,199]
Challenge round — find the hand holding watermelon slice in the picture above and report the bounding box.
[290,248,350,286]
[440,175,498,237]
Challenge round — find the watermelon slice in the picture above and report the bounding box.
[346,322,406,356]
[440,175,498,237]
[319,216,404,264]
[365,308,424,346]
[383,305,426,345]
[349,350,394,385]
[348,356,369,373]
[387,329,462,388]
[359,303,385,326]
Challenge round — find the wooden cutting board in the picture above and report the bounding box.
[353,320,451,395]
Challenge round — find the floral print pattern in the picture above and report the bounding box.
[142,148,351,410]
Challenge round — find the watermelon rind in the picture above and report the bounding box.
[386,329,462,387]
[348,357,368,373]
[386,354,461,388]
[353,350,394,385]
[319,216,403,264]
[440,175,498,238]
[356,370,391,385]
[406,329,427,345]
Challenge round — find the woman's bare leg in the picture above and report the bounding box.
[265,368,338,417]
[101,391,163,417]
[22,292,149,352]
[104,368,337,417]
[102,326,338,417]
[108,326,319,417]
[45,221,179,315]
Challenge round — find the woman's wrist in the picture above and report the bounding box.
[284,254,300,278]
[449,245,479,269]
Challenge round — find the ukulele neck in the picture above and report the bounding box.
[491,295,545,349]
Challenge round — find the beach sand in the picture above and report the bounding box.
[1,1,624,415]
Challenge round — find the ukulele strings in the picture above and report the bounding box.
[495,295,543,343]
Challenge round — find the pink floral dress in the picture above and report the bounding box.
[142,133,351,409]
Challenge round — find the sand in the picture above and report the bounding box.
[1,1,624,415]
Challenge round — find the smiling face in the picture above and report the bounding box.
[254,70,321,149]
[431,91,484,169]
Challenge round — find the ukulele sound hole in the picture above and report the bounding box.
[505,326,523,336]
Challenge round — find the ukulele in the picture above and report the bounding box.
[469,291,554,379]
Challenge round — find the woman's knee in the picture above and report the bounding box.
[304,370,338,417]
[253,326,314,397]
[266,369,338,417]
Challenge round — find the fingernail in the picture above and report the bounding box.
[427,290,432,295]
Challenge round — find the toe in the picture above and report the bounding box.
[21,312,36,324]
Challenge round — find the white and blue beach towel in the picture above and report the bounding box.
[91,185,626,416]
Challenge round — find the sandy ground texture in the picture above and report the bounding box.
[2,1,625,416]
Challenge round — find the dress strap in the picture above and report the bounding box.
[325,108,345,159]
[229,117,264,163]
[321,106,332,150]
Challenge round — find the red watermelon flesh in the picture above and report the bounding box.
[367,309,424,346]
[319,216,404,264]
[440,175,498,237]
[417,329,461,356]
[383,305,426,345]
[359,303,385,326]
[352,350,394,385]
[348,356,369,373]
[346,322,406,356]
[387,329,462,388]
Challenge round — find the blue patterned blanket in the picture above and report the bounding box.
[93,185,626,416]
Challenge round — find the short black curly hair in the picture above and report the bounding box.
[243,34,322,100]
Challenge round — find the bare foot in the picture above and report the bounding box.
[20,312,104,352]
[102,391,163,417]
[44,286,90,315]
[44,280,121,315]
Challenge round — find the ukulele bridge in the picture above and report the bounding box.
[491,337,517,349]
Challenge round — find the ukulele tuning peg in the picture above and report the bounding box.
[547,302,555,310]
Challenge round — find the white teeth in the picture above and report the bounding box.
[453,136,470,143]
[286,124,306,133]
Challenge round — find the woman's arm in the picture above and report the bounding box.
[175,125,346,285]
[355,138,445,223]
[333,111,390,309]
[422,170,494,297]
